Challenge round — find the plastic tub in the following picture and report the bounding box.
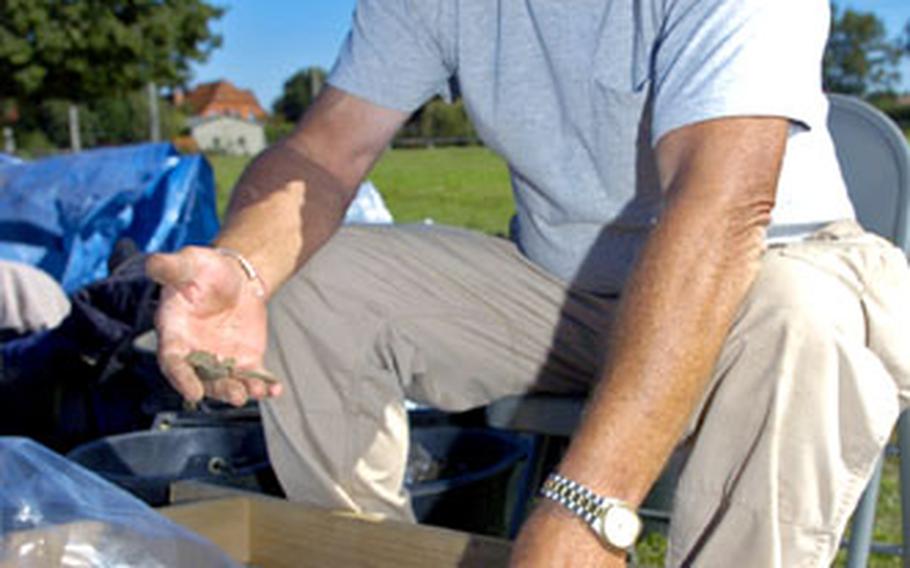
[68,423,530,537]
[409,426,530,537]
[66,424,272,506]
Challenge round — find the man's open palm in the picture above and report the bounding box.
[146,246,281,406]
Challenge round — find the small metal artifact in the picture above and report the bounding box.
[185,350,280,384]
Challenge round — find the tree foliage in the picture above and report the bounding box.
[0,0,224,103]
[272,67,327,123]
[824,5,903,96]
[417,99,476,140]
[264,116,295,145]
[16,91,186,149]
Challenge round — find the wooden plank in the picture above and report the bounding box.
[247,496,511,568]
[160,497,251,563]
[161,491,512,567]
[168,479,260,504]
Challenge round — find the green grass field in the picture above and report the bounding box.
[370,146,514,234]
[207,146,515,234]
[207,154,250,218]
[207,146,906,566]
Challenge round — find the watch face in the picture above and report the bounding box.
[601,505,642,549]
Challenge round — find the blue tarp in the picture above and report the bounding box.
[0,144,219,292]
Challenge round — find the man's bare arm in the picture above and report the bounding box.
[512,116,788,565]
[146,88,407,405]
[215,86,409,296]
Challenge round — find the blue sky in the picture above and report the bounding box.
[193,1,910,110]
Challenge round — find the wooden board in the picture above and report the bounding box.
[160,492,512,567]
[161,496,251,563]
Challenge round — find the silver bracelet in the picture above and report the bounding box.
[215,247,267,298]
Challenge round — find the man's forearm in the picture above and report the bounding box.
[211,87,408,297]
[214,141,355,297]
[512,118,788,566]
[558,195,769,504]
[555,117,788,506]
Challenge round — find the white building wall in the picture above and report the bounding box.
[191,117,266,156]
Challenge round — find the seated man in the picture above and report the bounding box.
[148,0,910,565]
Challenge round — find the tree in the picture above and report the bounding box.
[0,0,223,149]
[273,67,327,123]
[418,99,476,140]
[89,89,187,145]
[824,5,903,96]
[15,88,187,149]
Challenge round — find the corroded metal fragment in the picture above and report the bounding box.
[184,350,280,384]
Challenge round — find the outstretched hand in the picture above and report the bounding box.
[146,246,282,407]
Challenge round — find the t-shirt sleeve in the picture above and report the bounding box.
[327,0,455,113]
[651,0,830,144]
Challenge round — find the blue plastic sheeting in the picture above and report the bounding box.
[0,153,22,167]
[0,144,219,292]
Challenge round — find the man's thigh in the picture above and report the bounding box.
[669,221,910,564]
[273,223,616,410]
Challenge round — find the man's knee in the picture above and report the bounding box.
[738,249,866,346]
[716,248,899,454]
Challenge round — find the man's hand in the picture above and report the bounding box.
[146,246,282,407]
[147,88,407,407]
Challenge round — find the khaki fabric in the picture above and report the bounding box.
[262,220,910,566]
[263,224,615,521]
[669,220,910,566]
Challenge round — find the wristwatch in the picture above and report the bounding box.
[540,473,643,551]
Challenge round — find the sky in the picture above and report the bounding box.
[192,1,910,111]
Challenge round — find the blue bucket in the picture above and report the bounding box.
[66,424,272,506]
[409,426,530,536]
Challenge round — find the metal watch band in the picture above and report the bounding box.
[540,472,607,525]
[539,472,641,550]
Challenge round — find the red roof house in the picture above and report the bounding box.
[181,80,267,122]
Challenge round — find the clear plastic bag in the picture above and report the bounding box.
[343,180,394,225]
[0,437,239,567]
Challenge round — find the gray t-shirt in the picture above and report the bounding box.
[329,0,854,294]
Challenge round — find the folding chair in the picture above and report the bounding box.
[828,93,910,566]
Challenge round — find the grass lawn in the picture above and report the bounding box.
[206,154,251,218]
[207,146,515,235]
[206,146,905,566]
[370,146,514,234]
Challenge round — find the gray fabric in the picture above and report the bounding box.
[0,260,70,334]
[329,0,855,294]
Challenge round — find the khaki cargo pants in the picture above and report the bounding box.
[262,220,910,566]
